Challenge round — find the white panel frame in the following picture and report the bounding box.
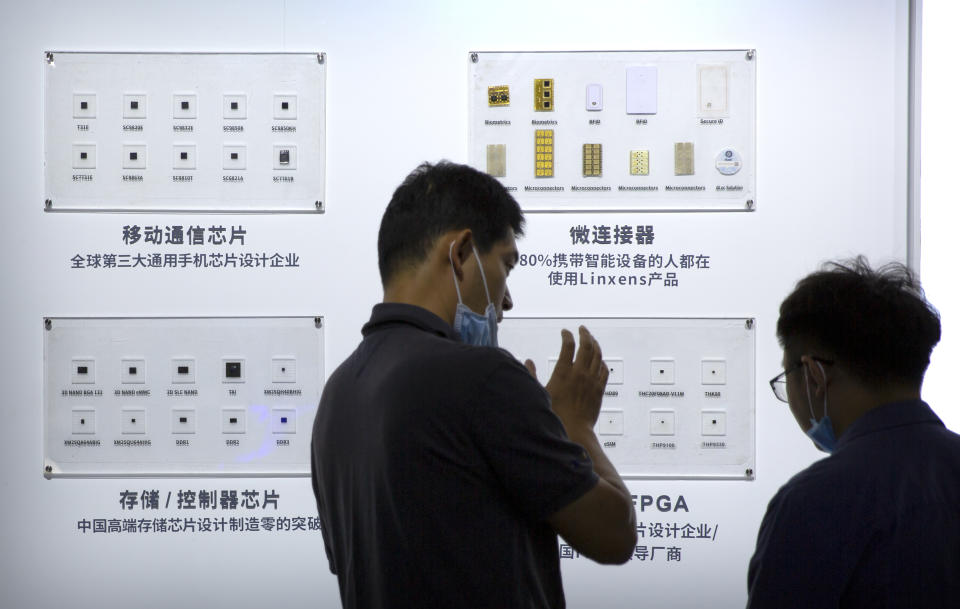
[43,52,326,213]
[498,316,756,479]
[43,316,324,478]
[468,50,757,212]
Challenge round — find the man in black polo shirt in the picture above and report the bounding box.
[311,161,636,608]
[748,258,960,607]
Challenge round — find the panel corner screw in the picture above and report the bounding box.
[318,53,325,65]
[746,468,754,477]
[45,52,54,65]
[45,199,52,210]
[44,318,52,331]
[470,52,479,63]
[45,465,53,474]
[314,317,323,328]
[745,199,755,211]
[315,200,324,212]
[745,319,755,330]
[746,49,755,61]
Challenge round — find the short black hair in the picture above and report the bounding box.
[776,256,941,387]
[377,161,525,285]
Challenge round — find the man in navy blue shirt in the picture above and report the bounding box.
[749,258,960,608]
[312,161,636,608]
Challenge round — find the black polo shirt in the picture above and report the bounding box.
[311,303,598,609]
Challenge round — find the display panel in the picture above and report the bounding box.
[498,317,755,479]
[468,50,756,212]
[44,52,326,212]
[43,316,324,477]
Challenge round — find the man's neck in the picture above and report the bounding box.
[383,274,455,327]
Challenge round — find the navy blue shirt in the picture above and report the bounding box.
[747,400,960,608]
[311,303,598,609]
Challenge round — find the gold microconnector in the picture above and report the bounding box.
[630,150,649,176]
[535,130,554,177]
[583,144,602,177]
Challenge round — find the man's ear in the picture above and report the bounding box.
[448,229,474,282]
[801,356,829,397]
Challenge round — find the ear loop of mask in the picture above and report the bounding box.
[449,240,493,308]
[449,241,463,303]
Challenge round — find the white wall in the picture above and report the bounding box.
[920,0,960,434]
[0,1,922,608]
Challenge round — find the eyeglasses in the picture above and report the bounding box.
[769,358,833,403]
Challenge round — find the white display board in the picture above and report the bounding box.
[43,316,324,477]
[0,2,914,609]
[499,317,755,479]
[43,52,326,212]
[468,51,756,211]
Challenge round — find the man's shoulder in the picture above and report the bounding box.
[771,415,960,513]
[409,342,547,411]
[924,412,960,450]
[390,330,528,378]
[764,453,855,518]
[465,345,528,372]
[328,331,535,400]
[444,345,540,394]
[777,437,886,494]
[777,456,839,497]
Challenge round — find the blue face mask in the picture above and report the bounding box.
[449,241,498,348]
[804,362,837,453]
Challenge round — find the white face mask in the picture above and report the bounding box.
[449,241,498,348]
